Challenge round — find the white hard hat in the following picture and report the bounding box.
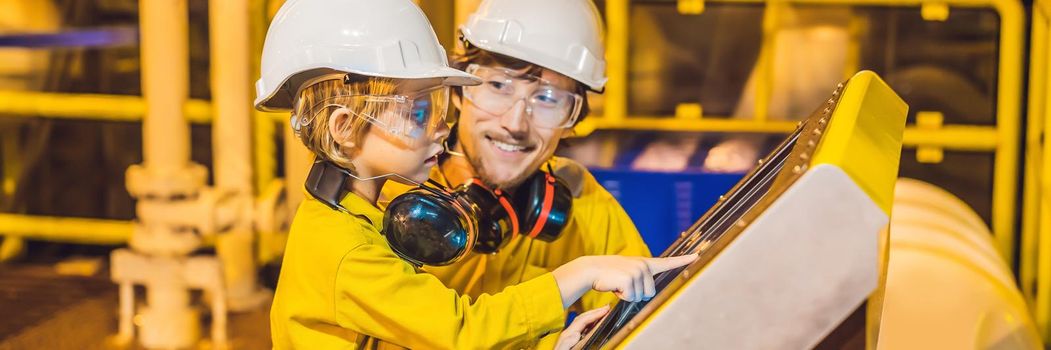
[255,0,480,111]
[461,0,607,91]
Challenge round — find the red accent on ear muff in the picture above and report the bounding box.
[527,173,556,238]
[494,189,519,237]
[469,178,519,237]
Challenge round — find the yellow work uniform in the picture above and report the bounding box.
[271,190,566,349]
[382,157,652,347]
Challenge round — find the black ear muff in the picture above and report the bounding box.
[459,179,518,253]
[512,171,573,242]
[384,188,478,266]
[305,160,352,211]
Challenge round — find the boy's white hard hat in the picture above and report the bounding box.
[255,0,480,111]
[460,0,608,91]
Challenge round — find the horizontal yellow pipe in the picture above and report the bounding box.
[703,0,1009,7]
[0,214,132,245]
[902,125,999,151]
[0,91,212,124]
[585,117,800,134]
[585,116,999,151]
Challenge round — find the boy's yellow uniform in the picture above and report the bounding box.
[382,157,651,340]
[271,191,566,349]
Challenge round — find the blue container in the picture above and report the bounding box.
[588,168,744,254]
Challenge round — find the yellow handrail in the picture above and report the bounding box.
[0,91,212,123]
[0,214,132,245]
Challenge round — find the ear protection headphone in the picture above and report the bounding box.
[305,159,573,266]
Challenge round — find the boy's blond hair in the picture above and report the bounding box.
[292,77,397,170]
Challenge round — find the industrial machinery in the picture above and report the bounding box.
[576,70,907,348]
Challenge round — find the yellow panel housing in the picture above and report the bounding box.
[811,71,908,216]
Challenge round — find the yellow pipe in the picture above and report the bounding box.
[604,0,629,123]
[211,0,264,309]
[140,0,190,176]
[0,126,24,261]
[254,112,279,193]
[1023,2,1049,316]
[454,0,483,33]
[901,126,999,151]
[677,0,1017,6]
[588,117,798,134]
[212,0,253,196]
[282,119,312,222]
[584,116,998,150]
[211,0,253,197]
[754,1,781,122]
[1035,0,1051,339]
[251,0,277,196]
[0,91,212,123]
[1,126,17,198]
[0,214,132,245]
[989,0,1024,265]
[255,179,288,265]
[844,17,863,81]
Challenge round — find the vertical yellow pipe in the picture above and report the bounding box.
[283,121,311,217]
[754,0,781,122]
[117,282,134,342]
[139,0,190,176]
[251,0,276,195]
[1036,3,1051,339]
[131,1,203,346]
[252,117,277,196]
[210,0,252,200]
[452,0,482,58]
[1,127,16,199]
[0,126,24,261]
[210,0,265,310]
[419,0,457,51]
[843,15,862,80]
[1023,2,1048,313]
[454,0,483,36]
[605,0,629,123]
[992,0,1024,265]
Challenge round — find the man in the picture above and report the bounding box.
[383,0,650,344]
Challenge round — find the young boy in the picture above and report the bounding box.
[256,1,696,348]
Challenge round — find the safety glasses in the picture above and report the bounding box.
[292,84,450,147]
[462,64,583,129]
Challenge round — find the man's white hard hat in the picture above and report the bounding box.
[461,0,608,91]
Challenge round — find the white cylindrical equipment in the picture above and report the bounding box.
[878,178,1042,349]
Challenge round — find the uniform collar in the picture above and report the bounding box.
[339,191,384,231]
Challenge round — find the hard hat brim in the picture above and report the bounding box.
[255,66,481,112]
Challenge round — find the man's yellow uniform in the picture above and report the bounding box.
[271,191,567,349]
[382,157,652,346]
